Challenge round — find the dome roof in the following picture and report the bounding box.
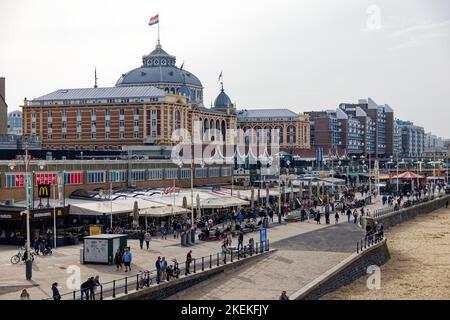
[178,84,195,102]
[116,66,202,87]
[214,89,233,108]
[116,43,202,88]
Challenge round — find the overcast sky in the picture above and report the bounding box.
[1,0,449,137]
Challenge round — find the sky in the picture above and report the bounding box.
[1,0,449,138]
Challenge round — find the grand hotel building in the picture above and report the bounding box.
[22,41,310,153]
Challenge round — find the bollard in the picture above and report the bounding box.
[224,252,227,264]
[193,259,196,273]
[181,232,187,246]
[112,280,116,298]
[357,242,359,253]
[191,229,196,244]
[73,291,76,301]
[266,240,270,252]
[231,250,234,262]
[210,255,212,269]
[217,253,219,266]
[125,277,128,294]
[256,242,259,254]
[136,274,140,291]
[202,257,204,271]
[100,285,103,300]
[186,232,192,245]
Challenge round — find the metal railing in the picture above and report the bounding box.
[43,240,270,300]
[356,232,384,254]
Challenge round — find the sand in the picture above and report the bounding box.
[323,206,450,300]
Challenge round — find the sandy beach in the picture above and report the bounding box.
[323,206,450,300]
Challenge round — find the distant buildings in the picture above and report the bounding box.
[395,119,425,158]
[306,97,394,158]
[7,111,22,135]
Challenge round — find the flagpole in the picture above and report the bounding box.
[157,15,160,45]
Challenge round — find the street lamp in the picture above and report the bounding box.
[8,143,43,280]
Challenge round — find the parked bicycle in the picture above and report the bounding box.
[138,270,152,289]
[11,247,36,264]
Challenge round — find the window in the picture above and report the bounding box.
[120,109,125,116]
[62,121,67,129]
[195,168,207,178]
[105,131,111,139]
[148,169,163,180]
[222,167,232,177]
[105,120,110,128]
[119,120,125,127]
[62,110,67,118]
[47,133,52,139]
[48,122,52,129]
[47,111,53,118]
[77,121,82,128]
[134,120,139,127]
[87,171,105,184]
[133,131,139,138]
[105,109,111,116]
[134,108,139,116]
[109,171,126,182]
[91,109,96,117]
[61,132,67,139]
[151,109,158,137]
[181,168,191,179]
[131,170,145,181]
[119,131,125,139]
[91,121,96,128]
[91,132,96,139]
[76,132,81,139]
[165,168,178,179]
[64,172,83,185]
[5,175,17,188]
[209,167,220,177]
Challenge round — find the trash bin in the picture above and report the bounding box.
[181,232,187,246]
[190,229,196,244]
[80,248,84,264]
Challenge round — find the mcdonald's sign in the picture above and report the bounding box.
[38,184,51,198]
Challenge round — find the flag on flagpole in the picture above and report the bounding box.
[149,14,159,26]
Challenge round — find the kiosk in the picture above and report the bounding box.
[82,234,127,265]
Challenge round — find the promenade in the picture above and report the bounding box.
[0,195,386,300]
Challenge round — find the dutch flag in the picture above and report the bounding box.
[149,14,159,26]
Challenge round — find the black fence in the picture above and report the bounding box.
[44,240,270,300]
[356,232,384,254]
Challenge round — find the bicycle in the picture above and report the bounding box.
[11,248,35,264]
[138,270,152,289]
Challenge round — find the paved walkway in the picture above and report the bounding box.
[0,194,385,300]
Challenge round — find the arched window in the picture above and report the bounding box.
[275,126,283,144]
[210,119,215,141]
[288,125,296,144]
[175,110,181,129]
[255,126,262,144]
[204,118,209,140]
[170,88,176,95]
[221,120,226,141]
[265,126,272,144]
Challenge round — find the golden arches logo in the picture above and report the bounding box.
[38,184,50,198]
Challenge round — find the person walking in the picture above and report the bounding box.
[114,248,123,271]
[353,209,358,224]
[185,250,193,275]
[51,282,61,300]
[160,257,168,282]
[20,289,30,300]
[279,290,289,300]
[315,211,321,224]
[33,237,40,255]
[122,247,132,272]
[144,230,151,250]
[346,208,352,223]
[90,276,100,300]
[138,230,145,250]
[155,256,161,284]
[237,230,244,251]
[221,242,227,264]
[226,229,232,247]
[160,223,167,240]
[335,212,340,224]
[80,278,91,300]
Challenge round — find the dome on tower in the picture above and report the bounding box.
[214,88,233,109]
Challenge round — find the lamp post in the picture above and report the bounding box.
[8,143,45,280]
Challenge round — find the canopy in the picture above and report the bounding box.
[391,171,426,180]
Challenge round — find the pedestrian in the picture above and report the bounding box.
[80,278,91,300]
[51,282,61,300]
[160,257,168,281]
[226,229,232,246]
[279,290,289,300]
[335,212,339,224]
[33,237,40,255]
[122,247,132,272]
[155,256,161,284]
[346,208,352,223]
[173,220,178,239]
[138,230,144,250]
[114,248,123,270]
[88,277,96,300]
[353,209,358,224]
[237,230,244,251]
[90,276,100,300]
[160,224,167,240]
[221,242,227,264]
[20,289,30,300]
[185,250,193,275]
[144,230,151,250]
[325,211,330,224]
[315,211,321,224]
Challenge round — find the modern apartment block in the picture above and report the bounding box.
[395,119,425,158]
[307,97,395,159]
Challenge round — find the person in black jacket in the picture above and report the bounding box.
[138,230,145,250]
[52,282,61,300]
[185,250,193,275]
[80,278,91,300]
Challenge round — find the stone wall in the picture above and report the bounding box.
[373,194,449,229]
[291,239,390,300]
[112,249,276,300]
